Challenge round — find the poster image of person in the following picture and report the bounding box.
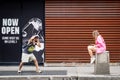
[22,18,43,40]
[22,18,45,63]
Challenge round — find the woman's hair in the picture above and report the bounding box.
[92,30,100,39]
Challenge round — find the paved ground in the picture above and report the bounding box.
[0,63,119,77]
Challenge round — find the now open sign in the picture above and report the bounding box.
[0,0,45,64]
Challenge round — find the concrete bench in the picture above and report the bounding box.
[94,51,110,74]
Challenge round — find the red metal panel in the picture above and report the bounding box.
[45,0,120,63]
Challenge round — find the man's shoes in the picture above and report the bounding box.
[18,69,42,73]
[90,56,96,64]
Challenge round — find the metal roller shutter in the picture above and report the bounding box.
[45,0,120,63]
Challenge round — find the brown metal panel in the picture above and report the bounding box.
[45,0,120,63]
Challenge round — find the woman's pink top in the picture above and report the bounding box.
[96,35,106,53]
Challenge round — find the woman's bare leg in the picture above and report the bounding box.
[87,45,96,57]
[87,45,96,63]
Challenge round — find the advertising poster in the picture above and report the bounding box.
[0,0,45,64]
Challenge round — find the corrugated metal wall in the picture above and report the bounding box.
[45,0,120,63]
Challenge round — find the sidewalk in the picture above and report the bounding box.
[0,63,120,80]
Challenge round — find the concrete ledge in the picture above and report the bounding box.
[0,77,50,80]
[78,76,120,80]
[95,51,110,74]
[0,76,120,80]
[44,63,120,67]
